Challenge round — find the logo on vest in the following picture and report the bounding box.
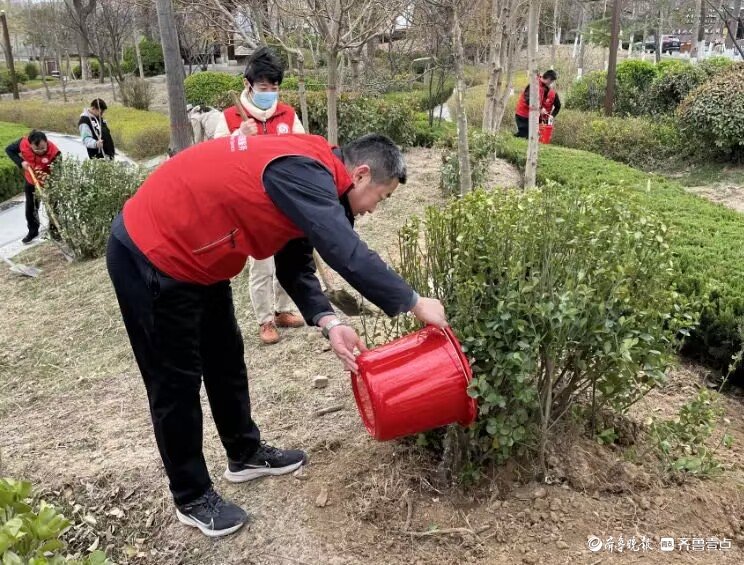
[277,123,290,135]
[41,158,49,164]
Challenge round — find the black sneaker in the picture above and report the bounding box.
[21,231,39,244]
[224,441,307,483]
[175,487,248,537]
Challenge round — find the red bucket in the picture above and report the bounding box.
[351,326,477,441]
[539,122,553,144]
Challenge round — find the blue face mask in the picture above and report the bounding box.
[251,90,278,110]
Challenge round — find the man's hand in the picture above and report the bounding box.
[410,297,448,328]
[319,314,368,373]
[21,161,29,171]
[96,139,104,149]
[238,118,258,136]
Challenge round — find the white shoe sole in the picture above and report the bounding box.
[175,509,246,537]
[224,460,304,483]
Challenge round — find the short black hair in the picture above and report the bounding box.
[91,98,108,112]
[244,46,284,85]
[28,129,47,145]
[542,70,558,81]
[341,134,407,185]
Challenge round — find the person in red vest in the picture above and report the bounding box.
[106,132,447,537]
[5,130,61,243]
[214,47,306,345]
[514,69,561,138]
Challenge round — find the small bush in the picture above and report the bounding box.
[122,39,164,77]
[412,112,456,147]
[0,121,30,200]
[184,71,243,108]
[566,70,607,112]
[646,65,708,115]
[0,69,28,94]
[23,62,39,81]
[614,59,659,115]
[71,59,103,80]
[439,131,501,194]
[400,181,685,464]
[0,102,169,160]
[0,477,111,564]
[46,159,145,259]
[280,75,325,91]
[677,64,744,161]
[281,91,416,147]
[119,77,153,110]
[697,56,733,77]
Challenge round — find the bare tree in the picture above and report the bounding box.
[691,0,703,58]
[450,0,472,194]
[524,0,539,189]
[64,0,96,81]
[704,0,744,58]
[482,0,528,133]
[156,0,192,153]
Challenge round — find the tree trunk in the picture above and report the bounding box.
[655,8,664,64]
[0,12,20,100]
[350,47,363,92]
[604,0,621,116]
[326,47,340,145]
[134,29,145,79]
[97,55,106,84]
[691,0,703,59]
[297,54,309,132]
[551,0,559,69]
[483,0,507,132]
[728,0,742,48]
[155,0,191,154]
[77,35,90,81]
[38,48,51,101]
[56,49,68,103]
[524,0,539,190]
[452,6,472,196]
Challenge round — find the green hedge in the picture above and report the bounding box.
[184,71,243,108]
[0,121,32,201]
[412,112,456,147]
[122,38,165,77]
[551,109,683,169]
[282,91,416,147]
[495,136,744,378]
[0,102,168,160]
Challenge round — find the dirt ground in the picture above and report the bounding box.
[1,148,742,564]
[677,165,744,214]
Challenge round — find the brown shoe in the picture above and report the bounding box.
[259,322,280,345]
[275,312,304,328]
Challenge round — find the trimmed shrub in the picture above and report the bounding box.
[280,74,326,91]
[122,38,164,77]
[184,71,243,108]
[565,70,607,112]
[0,69,28,94]
[0,102,169,160]
[401,177,684,464]
[71,59,103,80]
[697,56,734,78]
[412,112,456,147]
[23,62,39,81]
[614,59,659,115]
[0,121,29,201]
[281,91,416,147]
[551,109,683,169]
[677,64,744,161]
[46,159,145,258]
[119,77,153,111]
[646,64,708,115]
[495,136,744,380]
[0,477,111,564]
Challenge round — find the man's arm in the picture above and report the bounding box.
[212,112,231,138]
[264,156,417,322]
[552,92,562,117]
[79,123,99,149]
[5,139,23,168]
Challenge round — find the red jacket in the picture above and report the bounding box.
[20,137,60,185]
[123,134,353,285]
[515,77,556,118]
[223,101,297,135]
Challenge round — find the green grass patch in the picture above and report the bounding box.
[495,136,744,378]
[0,121,31,201]
[0,101,168,160]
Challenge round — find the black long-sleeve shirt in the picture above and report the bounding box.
[263,154,417,325]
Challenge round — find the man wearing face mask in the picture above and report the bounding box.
[106,132,447,538]
[214,46,306,346]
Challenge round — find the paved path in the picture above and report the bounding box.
[0,134,133,260]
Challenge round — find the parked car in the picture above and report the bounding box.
[644,35,681,54]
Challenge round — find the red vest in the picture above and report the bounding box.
[123,134,353,285]
[515,78,556,118]
[223,101,296,135]
[20,137,60,185]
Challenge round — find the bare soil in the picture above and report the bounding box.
[1,149,742,564]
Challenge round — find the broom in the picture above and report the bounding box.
[228,90,365,316]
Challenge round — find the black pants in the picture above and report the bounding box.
[24,182,40,234]
[106,226,261,505]
[514,114,529,138]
